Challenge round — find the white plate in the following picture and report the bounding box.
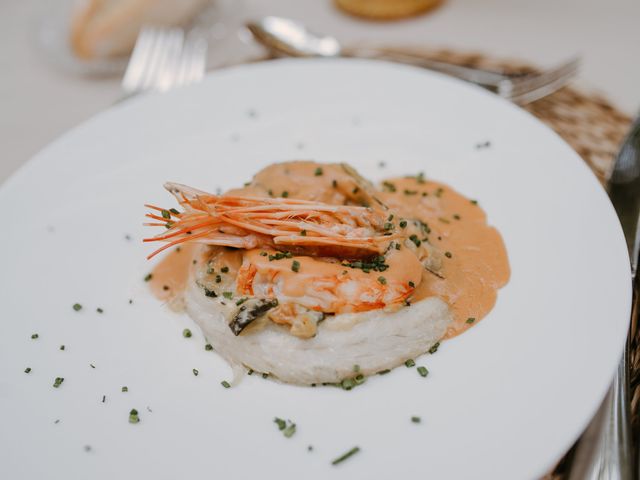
[0,59,631,480]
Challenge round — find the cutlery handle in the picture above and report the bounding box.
[568,300,635,480]
[341,46,511,89]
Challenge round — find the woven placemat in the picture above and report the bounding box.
[258,48,634,477]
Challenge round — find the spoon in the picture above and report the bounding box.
[246,16,513,89]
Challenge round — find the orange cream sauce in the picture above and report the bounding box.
[148,244,198,302]
[149,161,509,339]
[379,177,510,338]
[226,161,385,208]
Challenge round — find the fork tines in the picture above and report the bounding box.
[122,27,208,95]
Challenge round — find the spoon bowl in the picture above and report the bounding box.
[247,16,341,58]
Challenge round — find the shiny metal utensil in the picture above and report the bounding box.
[247,16,580,105]
[568,115,640,480]
[122,27,207,95]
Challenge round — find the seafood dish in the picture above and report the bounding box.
[144,161,509,385]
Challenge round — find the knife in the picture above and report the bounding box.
[568,115,640,480]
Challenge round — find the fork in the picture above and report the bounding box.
[122,27,208,95]
[246,17,579,106]
[347,47,580,105]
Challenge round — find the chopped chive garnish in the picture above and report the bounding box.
[403,189,418,195]
[435,188,444,197]
[408,281,415,288]
[90,364,95,369]
[332,180,338,188]
[377,276,387,285]
[399,220,407,228]
[73,303,82,311]
[470,199,478,205]
[236,297,247,306]
[274,417,286,430]
[417,366,429,377]
[354,374,365,385]
[204,287,217,298]
[377,369,391,375]
[409,235,421,247]
[205,343,213,351]
[382,181,396,192]
[267,189,273,197]
[281,191,289,198]
[192,369,199,377]
[31,333,39,339]
[24,367,31,373]
[411,416,421,423]
[268,251,293,261]
[416,172,426,184]
[260,251,268,256]
[466,317,476,324]
[429,342,440,354]
[300,229,307,236]
[283,423,296,438]
[122,386,128,392]
[444,252,452,258]
[169,208,180,215]
[453,214,461,220]
[96,308,103,313]
[221,266,229,273]
[405,359,415,368]
[221,380,231,388]
[183,328,192,338]
[262,373,269,379]
[383,222,393,230]
[314,167,323,176]
[161,209,171,220]
[387,214,394,221]
[59,345,65,351]
[102,395,106,403]
[308,445,314,451]
[128,409,140,424]
[53,377,64,388]
[353,364,360,372]
[144,273,152,282]
[438,217,450,224]
[291,260,300,272]
[341,378,355,390]
[352,187,360,194]
[222,292,233,299]
[331,446,360,466]
[215,275,222,283]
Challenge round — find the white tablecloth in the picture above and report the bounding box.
[1,0,639,184]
